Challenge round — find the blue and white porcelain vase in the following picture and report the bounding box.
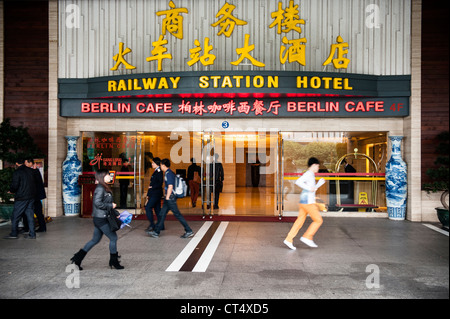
[62,136,82,216]
[385,136,407,220]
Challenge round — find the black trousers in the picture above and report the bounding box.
[23,199,46,231]
[10,199,35,237]
[119,183,129,208]
[145,194,163,228]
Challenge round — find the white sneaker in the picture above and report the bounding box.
[300,237,318,248]
[284,240,296,250]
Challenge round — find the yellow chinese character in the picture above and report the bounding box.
[323,35,350,69]
[110,42,136,71]
[146,35,173,71]
[211,2,247,37]
[269,0,305,34]
[280,36,307,66]
[231,34,265,67]
[187,38,216,67]
[156,0,188,40]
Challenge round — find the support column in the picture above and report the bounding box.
[404,0,422,221]
[48,0,67,217]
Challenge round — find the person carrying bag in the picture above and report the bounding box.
[70,169,124,270]
[107,207,122,232]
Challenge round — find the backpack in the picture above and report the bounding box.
[174,174,187,198]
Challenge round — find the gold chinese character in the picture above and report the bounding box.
[231,34,265,67]
[187,38,216,67]
[156,0,188,40]
[280,36,307,66]
[269,0,305,34]
[110,42,136,71]
[146,35,173,71]
[211,2,247,37]
[323,35,350,69]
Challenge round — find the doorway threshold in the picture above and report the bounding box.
[283,211,388,218]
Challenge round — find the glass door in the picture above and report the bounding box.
[115,131,144,216]
[201,131,216,219]
[134,132,145,216]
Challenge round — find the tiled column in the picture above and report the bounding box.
[48,0,67,217]
[404,0,422,221]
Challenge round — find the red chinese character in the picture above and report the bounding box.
[103,158,112,167]
[207,102,222,114]
[267,100,281,115]
[178,100,192,114]
[252,100,266,116]
[193,101,208,116]
[89,153,103,169]
[238,101,251,114]
[222,100,236,115]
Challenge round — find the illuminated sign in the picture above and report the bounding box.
[60,97,409,118]
[58,71,411,99]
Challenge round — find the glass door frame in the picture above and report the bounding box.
[133,132,145,216]
[276,132,285,220]
[201,130,216,219]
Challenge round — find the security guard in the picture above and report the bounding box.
[145,157,164,232]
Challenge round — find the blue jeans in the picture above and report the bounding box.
[154,197,192,234]
[83,220,118,254]
[10,199,35,237]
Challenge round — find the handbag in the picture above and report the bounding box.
[107,208,122,232]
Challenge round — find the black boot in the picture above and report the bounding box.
[70,249,87,270]
[109,252,124,269]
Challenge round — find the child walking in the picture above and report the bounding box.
[284,157,325,250]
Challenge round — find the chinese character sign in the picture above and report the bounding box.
[108,0,351,72]
[211,2,248,37]
[156,0,188,39]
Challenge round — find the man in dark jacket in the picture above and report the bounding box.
[145,157,164,232]
[4,158,37,239]
[187,158,201,207]
[210,153,224,209]
[25,158,47,232]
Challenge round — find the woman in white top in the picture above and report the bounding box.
[284,157,325,250]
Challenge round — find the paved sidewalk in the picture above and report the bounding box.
[0,216,448,299]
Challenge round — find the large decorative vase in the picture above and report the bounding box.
[385,136,407,220]
[62,136,82,216]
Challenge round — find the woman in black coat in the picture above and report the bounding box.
[70,169,124,270]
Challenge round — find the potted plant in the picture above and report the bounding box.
[422,131,449,229]
[0,118,44,221]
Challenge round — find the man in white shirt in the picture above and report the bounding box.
[284,157,325,250]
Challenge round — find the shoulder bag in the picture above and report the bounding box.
[107,208,122,232]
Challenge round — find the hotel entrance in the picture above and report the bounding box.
[80,130,280,218]
[80,130,388,219]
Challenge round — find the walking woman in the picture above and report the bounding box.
[284,157,325,250]
[70,169,124,270]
